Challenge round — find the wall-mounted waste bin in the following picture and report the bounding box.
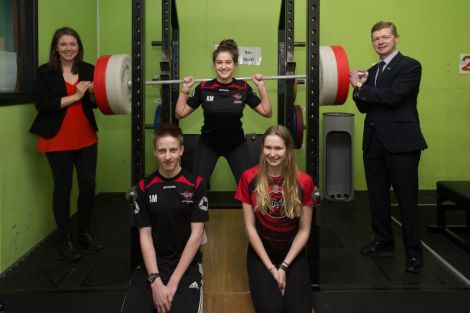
[323,112,354,201]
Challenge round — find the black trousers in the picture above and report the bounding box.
[363,129,422,258]
[192,139,252,186]
[121,263,203,313]
[45,143,97,238]
[247,246,312,313]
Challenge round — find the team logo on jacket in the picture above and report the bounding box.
[206,95,214,102]
[233,93,242,104]
[181,190,194,203]
[199,196,208,211]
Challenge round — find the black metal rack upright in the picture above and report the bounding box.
[131,0,145,187]
[278,0,319,185]
[131,0,180,186]
[131,0,145,270]
[130,0,180,269]
[278,0,295,130]
[278,0,320,288]
[160,0,179,125]
[306,0,320,289]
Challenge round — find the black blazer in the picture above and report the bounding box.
[353,52,427,153]
[29,62,98,138]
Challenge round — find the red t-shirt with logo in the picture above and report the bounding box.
[235,165,315,261]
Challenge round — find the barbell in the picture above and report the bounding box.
[145,74,306,86]
[93,45,351,115]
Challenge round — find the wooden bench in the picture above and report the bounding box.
[428,181,470,252]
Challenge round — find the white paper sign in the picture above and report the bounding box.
[238,47,262,66]
[459,54,470,74]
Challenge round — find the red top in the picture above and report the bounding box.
[38,81,97,152]
[235,165,315,260]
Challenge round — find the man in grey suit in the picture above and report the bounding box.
[350,21,427,273]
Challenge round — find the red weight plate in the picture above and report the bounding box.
[105,54,132,114]
[331,45,350,105]
[294,105,304,149]
[93,55,113,114]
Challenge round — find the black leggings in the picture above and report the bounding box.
[121,263,203,313]
[192,139,251,186]
[45,143,97,238]
[247,246,312,313]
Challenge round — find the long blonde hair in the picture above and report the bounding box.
[254,125,303,219]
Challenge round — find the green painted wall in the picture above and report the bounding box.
[1,0,470,273]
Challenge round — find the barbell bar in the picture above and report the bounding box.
[143,74,306,86]
[94,45,351,115]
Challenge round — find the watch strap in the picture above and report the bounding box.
[148,272,160,283]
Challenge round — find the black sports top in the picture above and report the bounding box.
[132,168,209,265]
[187,79,261,152]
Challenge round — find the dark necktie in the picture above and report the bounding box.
[375,61,386,85]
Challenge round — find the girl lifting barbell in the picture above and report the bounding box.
[175,39,273,185]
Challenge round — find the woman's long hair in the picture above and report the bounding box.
[255,125,303,219]
[48,27,84,74]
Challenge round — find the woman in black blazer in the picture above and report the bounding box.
[30,27,103,260]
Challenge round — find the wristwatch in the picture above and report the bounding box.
[147,272,160,284]
[355,82,363,91]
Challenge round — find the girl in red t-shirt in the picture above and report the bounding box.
[235,125,315,313]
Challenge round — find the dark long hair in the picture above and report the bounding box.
[48,27,84,73]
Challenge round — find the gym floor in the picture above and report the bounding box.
[0,191,469,313]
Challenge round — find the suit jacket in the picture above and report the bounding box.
[29,62,98,138]
[353,52,427,153]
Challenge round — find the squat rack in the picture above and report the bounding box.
[130,0,320,287]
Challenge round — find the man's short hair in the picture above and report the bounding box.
[371,21,398,37]
[154,123,184,148]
